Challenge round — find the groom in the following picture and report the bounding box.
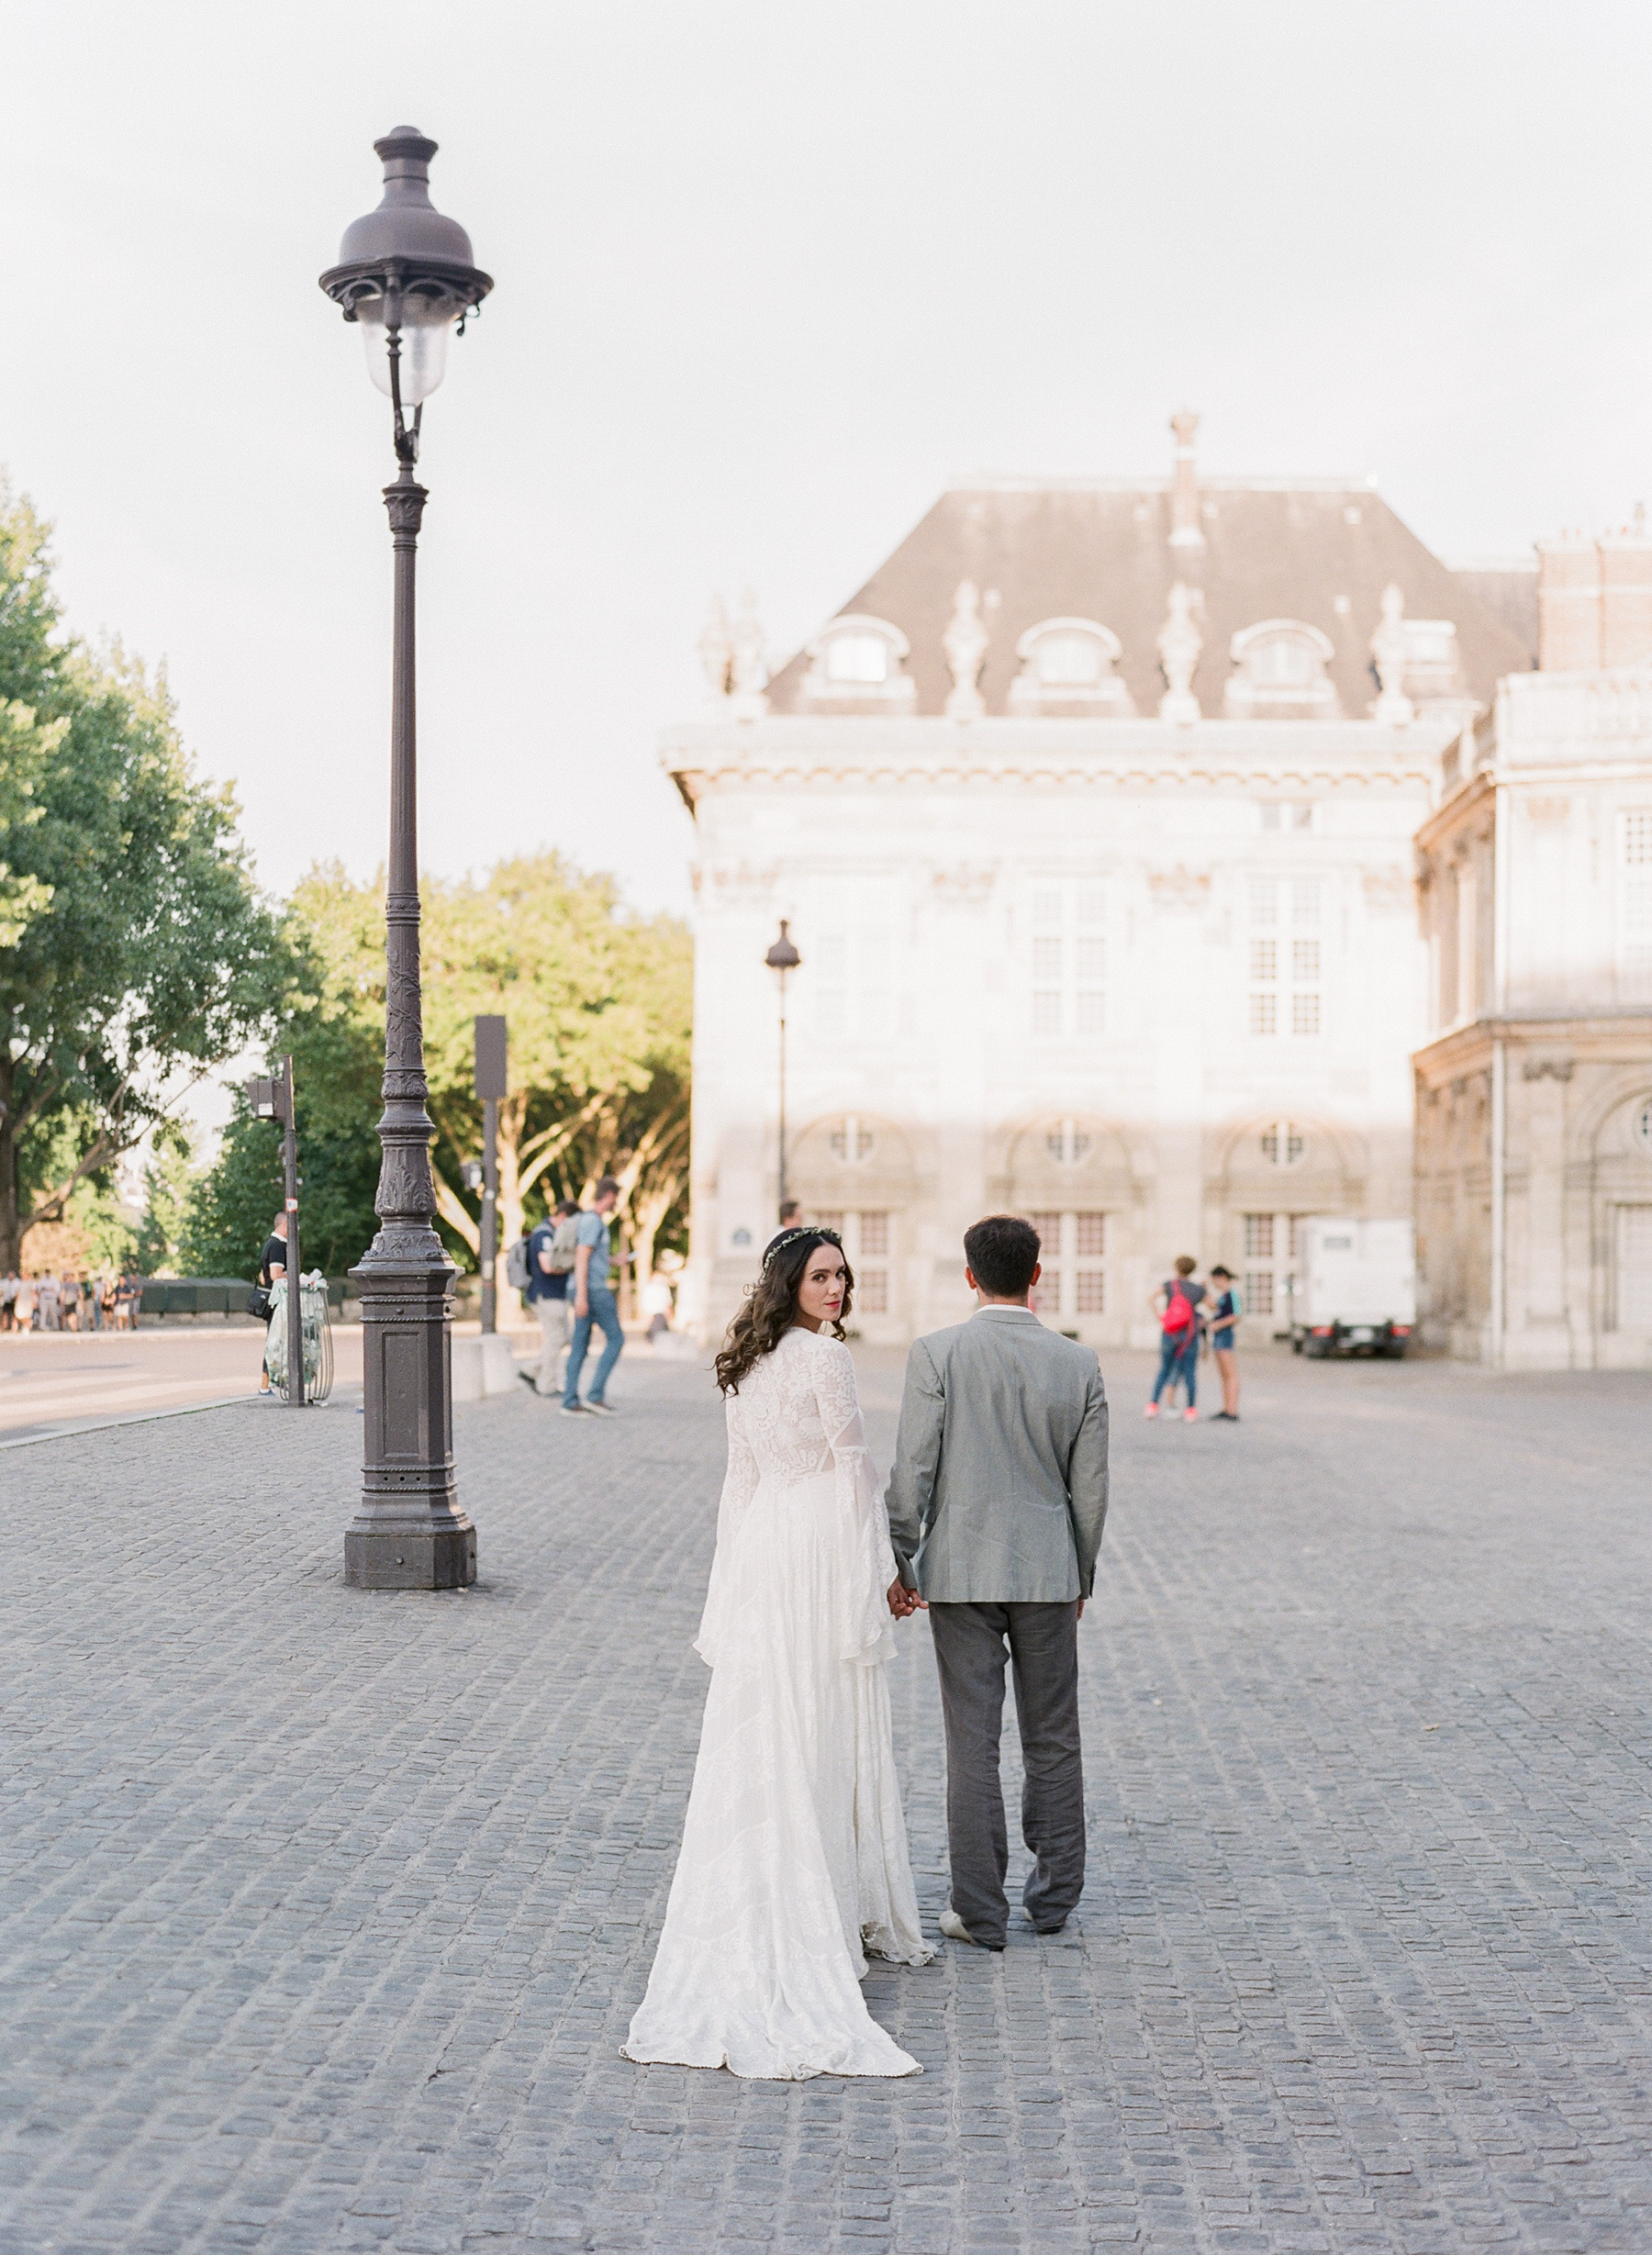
[885,1214,1109,1949]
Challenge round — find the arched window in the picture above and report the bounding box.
[1009,619,1133,714]
[801,616,916,709]
[1224,620,1340,719]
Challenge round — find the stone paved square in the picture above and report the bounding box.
[1,1346,1649,2252]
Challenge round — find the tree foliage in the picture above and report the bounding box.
[229,856,694,1297]
[0,478,290,1269]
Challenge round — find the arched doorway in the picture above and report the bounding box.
[789,1112,920,1344]
[1004,1113,1140,1344]
[1208,1116,1364,1335]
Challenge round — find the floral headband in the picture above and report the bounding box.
[762,1225,843,1272]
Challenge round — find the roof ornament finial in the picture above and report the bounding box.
[728,589,770,719]
[1157,581,1202,723]
[698,592,733,706]
[943,579,988,720]
[1370,583,1414,727]
[1169,407,1205,551]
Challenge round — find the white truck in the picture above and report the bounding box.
[1289,1217,1417,1359]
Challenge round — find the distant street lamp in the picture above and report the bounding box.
[765,921,802,1217]
[319,128,492,1592]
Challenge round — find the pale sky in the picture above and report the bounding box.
[3,0,1650,921]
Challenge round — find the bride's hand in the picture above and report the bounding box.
[887,1578,925,1619]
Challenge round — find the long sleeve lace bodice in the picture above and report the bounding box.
[696,1329,898,1669]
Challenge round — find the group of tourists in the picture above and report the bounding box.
[0,1271,141,1333]
[1144,1256,1243,1423]
[519,1178,629,1415]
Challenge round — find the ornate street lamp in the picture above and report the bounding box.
[319,128,492,1591]
[765,921,802,1217]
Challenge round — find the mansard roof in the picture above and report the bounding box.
[765,474,1536,719]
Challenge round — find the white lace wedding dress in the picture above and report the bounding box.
[622,1325,932,2080]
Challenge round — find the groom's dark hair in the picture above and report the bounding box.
[964,1214,1041,1298]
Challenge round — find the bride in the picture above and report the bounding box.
[622,1224,932,2081]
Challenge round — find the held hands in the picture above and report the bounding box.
[887,1578,926,1620]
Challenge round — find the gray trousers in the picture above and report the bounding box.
[927,1600,1085,1945]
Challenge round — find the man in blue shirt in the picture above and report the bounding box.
[562,1176,625,1417]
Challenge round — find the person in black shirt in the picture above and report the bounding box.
[1208,1266,1241,1421]
[257,1212,288,1396]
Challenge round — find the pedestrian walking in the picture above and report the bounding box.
[561,1177,625,1418]
[37,1273,61,1332]
[1144,1256,1205,1423]
[85,1273,105,1333]
[0,1272,17,1332]
[1208,1266,1242,1420]
[777,1199,802,1228]
[521,1198,580,1398]
[113,1275,139,1331]
[15,1276,35,1332]
[61,1276,81,1332]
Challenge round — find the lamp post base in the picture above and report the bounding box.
[344,1524,476,1590]
[346,1240,476,1591]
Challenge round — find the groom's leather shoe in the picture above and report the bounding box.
[940,1908,1005,1952]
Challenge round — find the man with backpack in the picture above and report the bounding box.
[1144,1255,1206,1423]
[519,1198,581,1399]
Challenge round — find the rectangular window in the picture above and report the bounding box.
[858,1211,888,1257]
[813,1210,844,1234]
[1075,1211,1106,1256]
[1250,993,1278,1037]
[1617,1205,1652,1329]
[1029,1211,1062,1249]
[1028,881,1109,1043]
[1076,1270,1106,1313]
[1249,880,1278,927]
[1244,1213,1274,1258]
[1292,939,1321,981]
[1245,1269,1276,1317]
[1293,992,1321,1037]
[1623,813,1652,999]
[1292,881,1322,926]
[1250,939,1278,982]
[858,1267,888,1314]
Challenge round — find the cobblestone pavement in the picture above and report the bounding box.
[2,1345,1649,2254]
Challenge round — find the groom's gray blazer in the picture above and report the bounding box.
[884,1306,1109,1603]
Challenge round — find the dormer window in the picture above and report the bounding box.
[1401,619,1461,701]
[1009,618,1134,716]
[802,615,916,709]
[1224,620,1340,720]
[826,634,890,686]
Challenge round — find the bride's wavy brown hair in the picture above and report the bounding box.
[715,1228,854,1393]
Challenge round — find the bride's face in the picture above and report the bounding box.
[794,1243,848,1330]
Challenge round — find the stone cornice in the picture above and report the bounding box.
[661,715,1453,806]
[1413,1010,1652,1077]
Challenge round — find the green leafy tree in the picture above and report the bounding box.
[283,856,692,1299]
[133,1122,199,1277]
[0,479,290,1271]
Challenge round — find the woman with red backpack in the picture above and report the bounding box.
[1144,1256,1206,1423]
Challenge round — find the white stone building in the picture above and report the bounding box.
[1413,524,1652,1369]
[667,420,1534,1348]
